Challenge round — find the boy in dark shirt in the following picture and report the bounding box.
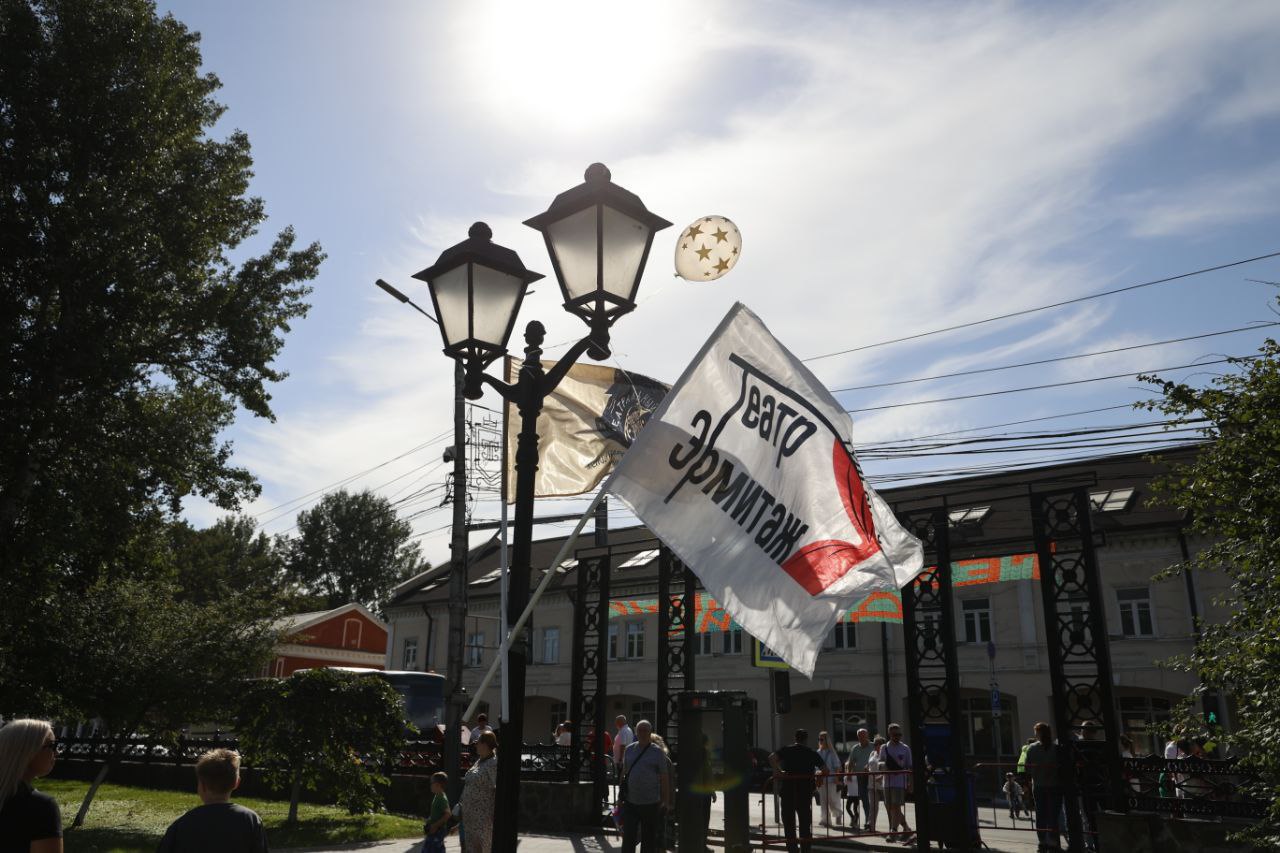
[157,748,269,853]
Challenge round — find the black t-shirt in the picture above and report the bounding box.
[775,744,824,797]
[0,782,62,853]
[157,802,269,853]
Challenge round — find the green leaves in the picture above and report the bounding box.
[235,669,410,819]
[1145,326,1280,843]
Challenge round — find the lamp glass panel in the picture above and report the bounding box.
[545,205,599,301]
[600,206,649,302]
[469,265,524,349]
[430,265,470,348]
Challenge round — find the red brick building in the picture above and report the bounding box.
[263,603,388,677]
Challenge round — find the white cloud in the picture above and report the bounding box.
[1124,163,1280,239]
[193,0,1280,564]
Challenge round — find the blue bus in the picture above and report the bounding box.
[302,667,446,734]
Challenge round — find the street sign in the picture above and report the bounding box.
[752,638,789,669]
[991,686,1002,719]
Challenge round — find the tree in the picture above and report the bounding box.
[1142,330,1280,847]
[167,515,290,607]
[285,489,425,615]
[54,565,283,825]
[0,0,322,703]
[235,668,409,824]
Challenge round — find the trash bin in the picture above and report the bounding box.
[925,770,980,849]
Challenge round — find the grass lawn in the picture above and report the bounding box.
[40,779,423,852]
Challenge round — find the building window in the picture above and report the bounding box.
[402,637,419,670]
[608,623,619,660]
[466,632,484,667]
[830,621,857,650]
[1119,694,1173,756]
[550,701,568,739]
[830,698,877,754]
[632,700,655,722]
[1116,588,1154,637]
[273,658,284,677]
[962,599,992,644]
[540,627,560,664]
[920,609,943,642]
[959,694,1018,757]
[626,621,645,659]
[1090,487,1136,513]
[695,631,714,655]
[948,505,991,527]
[721,626,743,655]
[343,617,363,648]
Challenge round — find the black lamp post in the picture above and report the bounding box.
[413,163,670,850]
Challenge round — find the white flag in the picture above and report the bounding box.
[604,303,923,677]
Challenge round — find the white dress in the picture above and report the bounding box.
[817,746,843,826]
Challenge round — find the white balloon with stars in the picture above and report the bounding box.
[674,215,741,282]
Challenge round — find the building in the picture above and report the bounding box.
[263,602,388,677]
[384,447,1228,763]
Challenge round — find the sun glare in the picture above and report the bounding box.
[450,1,691,135]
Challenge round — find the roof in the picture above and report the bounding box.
[272,602,387,636]
[387,444,1204,607]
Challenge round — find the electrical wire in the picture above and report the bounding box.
[844,356,1257,414]
[802,249,1280,363]
[831,322,1279,393]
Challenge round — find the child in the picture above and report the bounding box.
[157,748,268,852]
[1002,772,1022,820]
[424,771,451,852]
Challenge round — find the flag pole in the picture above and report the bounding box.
[499,356,512,724]
[464,487,607,723]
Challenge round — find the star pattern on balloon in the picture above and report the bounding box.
[674,215,741,283]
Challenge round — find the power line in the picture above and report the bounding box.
[855,404,1140,445]
[803,250,1280,364]
[844,356,1256,414]
[862,420,1204,454]
[832,322,1279,393]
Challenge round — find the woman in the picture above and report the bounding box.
[865,736,887,833]
[0,719,63,852]
[815,731,842,828]
[459,730,498,853]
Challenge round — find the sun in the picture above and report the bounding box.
[446,0,692,136]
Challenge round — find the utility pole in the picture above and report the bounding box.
[444,360,469,799]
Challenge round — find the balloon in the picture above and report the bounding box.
[674,215,741,282]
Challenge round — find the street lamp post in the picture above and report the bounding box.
[413,164,669,850]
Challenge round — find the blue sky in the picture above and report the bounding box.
[166,0,1280,565]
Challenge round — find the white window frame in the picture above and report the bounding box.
[696,631,714,655]
[608,623,620,661]
[626,621,645,659]
[343,617,363,648]
[722,626,743,655]
[466,632,484,667]
[962,598,992,644]
[1116,587,1156,638]
[402,636,419,670]
[541,626,560,664]
[831,620,857,650]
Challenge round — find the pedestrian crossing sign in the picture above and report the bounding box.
[752,638,789,669]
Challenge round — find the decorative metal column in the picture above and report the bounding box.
[569,552,611,810]
[900,509,970,852]
[656,545,696,751]
[1030,488,1125,853]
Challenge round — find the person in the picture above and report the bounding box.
[879,724,913,843]
[769,729,824,853]
[157,748,269,853]
[557,721,574,747]
[553,722,568,746]
[459,730,498,853]
[865,736,887,833]
[0,719,62,853]
[620,720,672,853]
[844,729,874,829]
[815,731,842,828]
[613,715,635,772]
[468,713,492,745]
[1024,722,1064,853]
[1003,772,1023,820]
[423,771,451,853]
[1019,774,1035,819]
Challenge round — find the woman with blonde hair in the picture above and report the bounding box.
[0,719,63,851]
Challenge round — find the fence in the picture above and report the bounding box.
[52,733,589,782]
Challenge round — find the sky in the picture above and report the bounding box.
[165,0,1280,567]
